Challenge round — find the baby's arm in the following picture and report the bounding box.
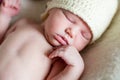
[47,46,84,80]
[0,0,20,43]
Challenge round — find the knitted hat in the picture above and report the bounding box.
[41,0,118,43]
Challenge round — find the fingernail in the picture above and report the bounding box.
[49,54,53,59]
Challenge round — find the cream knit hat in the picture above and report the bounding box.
[41,0,118,43]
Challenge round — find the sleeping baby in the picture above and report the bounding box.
[0,0,118,80]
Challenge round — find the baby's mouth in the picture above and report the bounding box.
[54,34,68,46]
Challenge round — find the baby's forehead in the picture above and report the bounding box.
[51,8,91,28]
[49,8,91,29]
[49,8,73,14]
[49,8,80,19]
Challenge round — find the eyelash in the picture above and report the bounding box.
[81,31,91,40]
[63,11,75,23]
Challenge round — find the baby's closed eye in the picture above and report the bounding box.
[81,31,91,40]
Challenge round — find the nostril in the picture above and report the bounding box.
[65,28,73,38]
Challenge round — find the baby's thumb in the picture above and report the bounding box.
[49,49,64,59]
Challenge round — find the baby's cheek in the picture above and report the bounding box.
[73,35,89,51]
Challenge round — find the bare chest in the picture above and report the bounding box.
[0,20,52,80]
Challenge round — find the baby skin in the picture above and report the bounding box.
[0,0,92,80]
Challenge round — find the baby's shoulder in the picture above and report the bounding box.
[7,18,42,37]
[11,18,41,32]
[13,18,36,27]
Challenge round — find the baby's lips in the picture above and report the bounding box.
[54,34,68,46]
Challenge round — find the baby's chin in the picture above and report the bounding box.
[49,40,62,47]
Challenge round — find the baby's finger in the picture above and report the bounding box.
[49,47,75,66]
[12,0,16,6]
[16,0,20,5]
[14,0,20,6]
[2,0,8,7]
[8,0,13,7]
[49,47,65,59]
[15,1,21,9]
[49,47,74,65]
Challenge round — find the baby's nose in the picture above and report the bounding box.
[65,27,79,38]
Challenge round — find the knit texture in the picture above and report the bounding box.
[42,0,118,43]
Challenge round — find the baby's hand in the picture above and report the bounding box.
[49,46,84,80]
[0,0,20,17]
[49,45,84,69]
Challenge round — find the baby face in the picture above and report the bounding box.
[43,8,92,51]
